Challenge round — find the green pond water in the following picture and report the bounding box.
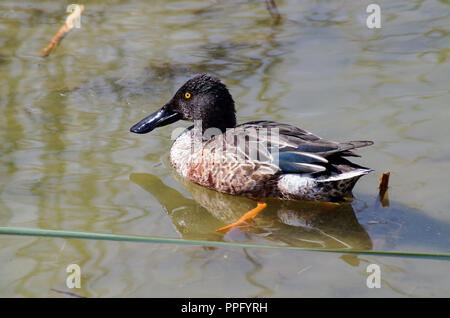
[0,0,449,297]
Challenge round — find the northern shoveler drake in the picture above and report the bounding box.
[130,74,373,231]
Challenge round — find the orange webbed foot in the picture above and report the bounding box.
[216,202,267,232]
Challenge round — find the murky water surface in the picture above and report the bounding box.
[0,0,449,297]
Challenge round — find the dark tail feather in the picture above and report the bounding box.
[339,140,374,157]
[339,150,360,157]
[341,140,374,150]
[319,141,374,158]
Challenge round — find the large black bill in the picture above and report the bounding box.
[130,106,181,134]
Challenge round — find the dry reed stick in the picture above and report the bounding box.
[39,4,85,57]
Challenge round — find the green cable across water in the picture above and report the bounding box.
[0,226,449,260]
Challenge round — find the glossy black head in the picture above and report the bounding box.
[130,74,236,134]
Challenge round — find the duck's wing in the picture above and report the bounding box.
[239,120,373,155]
[227,120,373,174]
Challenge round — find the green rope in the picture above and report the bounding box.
[0,226,449,260]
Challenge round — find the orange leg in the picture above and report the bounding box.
[319,201,338,211]
[216,202,267,232]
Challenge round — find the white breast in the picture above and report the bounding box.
[169,128,195,178]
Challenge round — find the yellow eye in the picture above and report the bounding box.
[185,92,191,99]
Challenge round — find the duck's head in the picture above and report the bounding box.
[130,74,236,134]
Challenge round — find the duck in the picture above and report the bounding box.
[130,73,373,231]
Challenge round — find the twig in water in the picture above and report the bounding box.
[265,0,281,25]
[50,288,86,298]
[378,171,390,207]
[193,0,223,14]
[39,4,85,57]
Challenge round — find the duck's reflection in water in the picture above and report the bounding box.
[130,173,372,250]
